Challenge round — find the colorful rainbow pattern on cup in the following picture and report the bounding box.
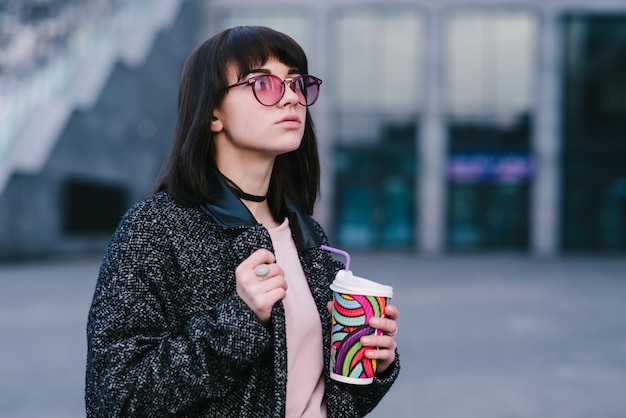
[330,292,389,380]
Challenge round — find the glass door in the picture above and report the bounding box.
[561,15,626,252]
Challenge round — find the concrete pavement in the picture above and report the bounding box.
[1,253,625,417]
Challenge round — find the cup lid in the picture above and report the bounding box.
[330,270,393,297]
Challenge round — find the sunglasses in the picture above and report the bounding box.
[227,74,323,107]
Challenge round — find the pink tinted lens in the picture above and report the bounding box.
[253,75,283,106]
[253,74,320,106]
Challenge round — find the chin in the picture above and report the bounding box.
[276,134,304,152]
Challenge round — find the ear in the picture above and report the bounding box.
[210,114,224,133]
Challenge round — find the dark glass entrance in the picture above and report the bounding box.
[334,123,416,249]
[446,119,532,250]
[561,15,626,251]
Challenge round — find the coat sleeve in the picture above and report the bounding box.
[85,203,272,417]
[326,354,401,417]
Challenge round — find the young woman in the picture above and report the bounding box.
[86,26,400,417]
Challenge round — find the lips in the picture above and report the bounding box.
[278,114,302,124]
[277,114,302,129]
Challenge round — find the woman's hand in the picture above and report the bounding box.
[326,302,400,376]
[362,304,399,375]
[235,249,287,326]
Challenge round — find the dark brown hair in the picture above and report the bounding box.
[154,26,320,217]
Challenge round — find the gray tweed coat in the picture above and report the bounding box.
[85,174,400,417]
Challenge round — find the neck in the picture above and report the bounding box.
[220,172,268,202]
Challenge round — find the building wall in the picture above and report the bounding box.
[0,0,199,259]
[1,0,625,259]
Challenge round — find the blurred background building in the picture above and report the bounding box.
[0,0,625,260]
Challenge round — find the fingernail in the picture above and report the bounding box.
[362,337,372,345]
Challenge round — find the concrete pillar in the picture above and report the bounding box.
[312,11,333,231]
[531,9,561,257]
[418,9,446,254]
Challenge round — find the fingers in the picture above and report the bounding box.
[367,316,398,342]
[384,304,400,321]
[361,331,397,374]
[238,248,275,270]
[361,304,400,374]
[235,249,287,325]
[254,263,270,277]
[236,249,284,286]
[370,304,399,335]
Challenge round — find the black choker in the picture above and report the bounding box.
[221,173,269,202]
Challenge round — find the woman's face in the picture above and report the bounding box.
[211,59,307,163]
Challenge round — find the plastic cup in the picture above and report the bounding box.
[329,269,394,385]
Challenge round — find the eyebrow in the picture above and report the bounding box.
[247,67,300,76]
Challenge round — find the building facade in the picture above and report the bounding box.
[1,0,625,258]
[205,0,626,256]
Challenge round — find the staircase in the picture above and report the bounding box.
[0,0,183,196]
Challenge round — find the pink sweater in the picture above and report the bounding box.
[268,218,327,418]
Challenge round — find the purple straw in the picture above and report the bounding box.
[320,245,351,271]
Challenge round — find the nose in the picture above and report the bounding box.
[280,79,300,106]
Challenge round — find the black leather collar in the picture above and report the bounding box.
[200,169,322,251]
[201,168,258,228]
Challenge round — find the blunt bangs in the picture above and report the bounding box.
[223,26,309,81]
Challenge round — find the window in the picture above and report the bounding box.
[63,179,127,234]
[332,9,423,249]
[444,10,537,251]
[446,10,537,120]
